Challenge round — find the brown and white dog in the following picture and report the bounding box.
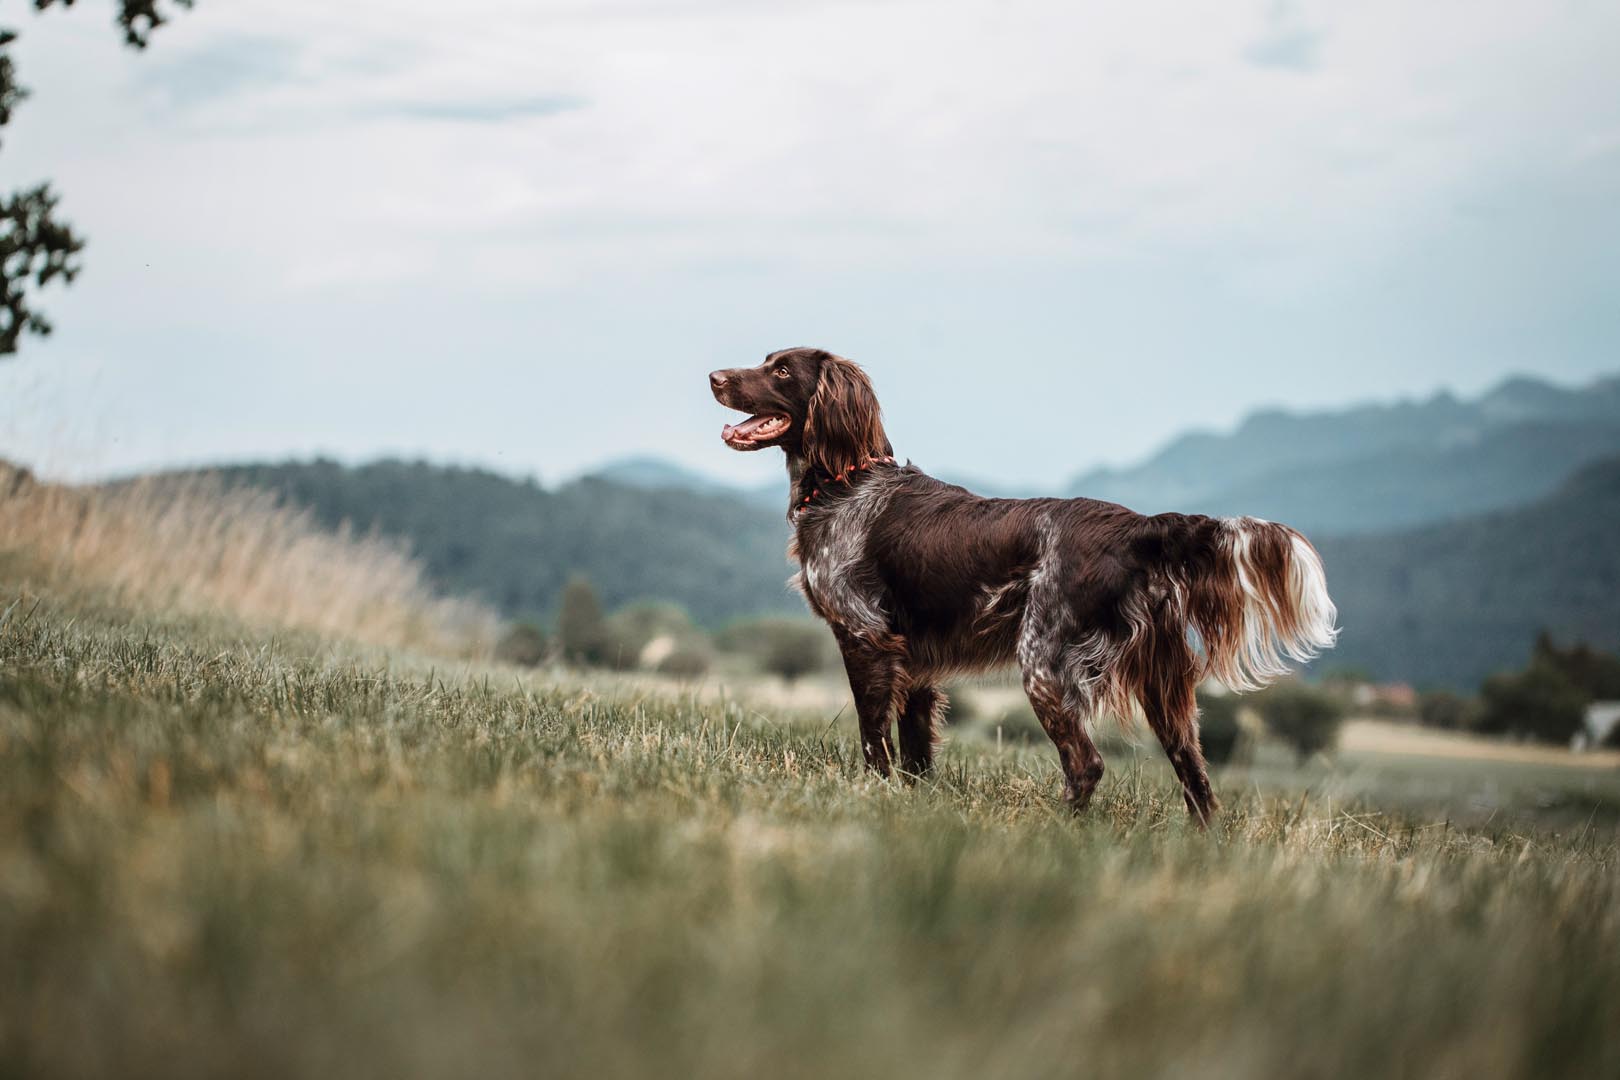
[709,347,1337,823]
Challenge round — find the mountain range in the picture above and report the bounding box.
[1061,374,1620,533]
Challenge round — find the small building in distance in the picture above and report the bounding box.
[1575,701,1620,752]
[1350,682,1417,714]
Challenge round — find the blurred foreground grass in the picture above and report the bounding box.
[2,582,1618,1079]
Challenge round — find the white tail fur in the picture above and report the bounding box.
[1205,517,1340,693]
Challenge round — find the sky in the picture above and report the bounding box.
[1,0,1617,491]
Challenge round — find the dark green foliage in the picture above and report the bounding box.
[1196,691,1244,764]
[1,2,191,355]
[1479,665,1588,745]
[0,184,85,352]
[34,1,195,50]
[494,622,547,668]
[1417,690,1480,731]
[1253,682,1345,762]
[556,577,608,667]
[0,30,24,131]
[1470,635,1620,745]
[197,459,798,627]
[1529,633,1620,700]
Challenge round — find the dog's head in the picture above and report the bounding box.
[710,348,890,477]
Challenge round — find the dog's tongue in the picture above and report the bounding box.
[722,414,769,441]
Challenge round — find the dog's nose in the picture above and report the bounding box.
[709,371,727,390]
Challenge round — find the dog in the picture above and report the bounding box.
[709,347,1338,822]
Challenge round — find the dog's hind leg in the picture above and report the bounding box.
[897,684,943,781]
[1139,663,1218,826]
[1022,671,1105,812]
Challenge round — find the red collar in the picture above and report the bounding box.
[793,455,896,517]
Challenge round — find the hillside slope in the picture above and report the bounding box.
[1319,457,1620,687]
[200,459,799,625]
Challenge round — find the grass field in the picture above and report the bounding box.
[2,576,1619,1079]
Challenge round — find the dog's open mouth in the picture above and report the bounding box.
[721,413,789,449]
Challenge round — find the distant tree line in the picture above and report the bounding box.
[1416,634,1620,746]
[494,575,837,684]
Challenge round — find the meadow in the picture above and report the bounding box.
[2,586,1617,1078]
[1,473,1618,1079]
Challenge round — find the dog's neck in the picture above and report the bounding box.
[784,450,899,523]
[784,454,808,518]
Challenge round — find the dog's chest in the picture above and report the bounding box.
[790,485,894,636]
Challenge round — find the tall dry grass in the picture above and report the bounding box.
[0,461,496,655]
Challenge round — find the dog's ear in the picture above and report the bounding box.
[803,355,890,477]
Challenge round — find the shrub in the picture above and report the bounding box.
[602,602,697,670]
[1530,633,1620,700]
[716,617,835,683]
[1478,664,1587,744]
[1196,691,1244,765]
[1417,689,1480,731]
[1253,682,1345,763]
[556,577,609,666]
[656,640,713,679]
[494,622,548,667]
[762,622,828,683]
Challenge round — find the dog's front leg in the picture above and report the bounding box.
[833,628,909,778]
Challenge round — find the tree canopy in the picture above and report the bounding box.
[1,2,193,355]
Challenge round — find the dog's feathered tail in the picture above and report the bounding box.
[1184,517,1339,693]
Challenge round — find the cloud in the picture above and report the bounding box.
[1243,1,1323,71]
[1243,25,1322,71]
[368,95,585,124]
[136,33,305,104]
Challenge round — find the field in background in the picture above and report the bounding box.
[0,463,495,656]
[2,563,1618,1078]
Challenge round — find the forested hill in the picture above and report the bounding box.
[1065,373,1620,534]
[200,459,799,626]
[1319,457,1620,688]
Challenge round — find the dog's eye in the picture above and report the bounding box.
[773,366,791,379]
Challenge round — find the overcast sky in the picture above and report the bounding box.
[1,0,1617,490]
